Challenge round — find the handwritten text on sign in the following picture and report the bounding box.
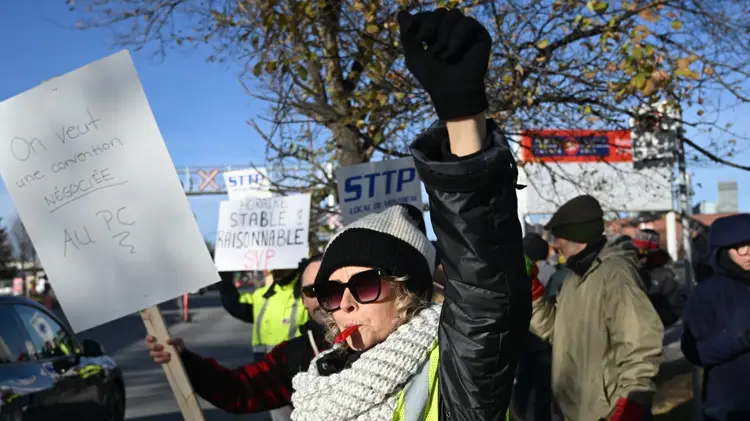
[214,194,311,271]
[9,108,139,257]
[0,50,220,333]
[336,157,423,225]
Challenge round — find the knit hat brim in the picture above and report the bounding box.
[523,233,549,262]
[316,228,434,299]
[550,219,604,244]
[315,205,436,300]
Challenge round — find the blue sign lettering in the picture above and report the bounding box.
[229,173,264,187]
[343,175,363,203]
[342,168,417,203]
[397,168,416,191]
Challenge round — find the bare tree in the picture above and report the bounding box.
[10,215,37,265]
[68,0,750,224]
[0,218,16,279]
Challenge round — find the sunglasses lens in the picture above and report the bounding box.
[352,270,382,303]
[301,287,315,299]
[317,282,345,311]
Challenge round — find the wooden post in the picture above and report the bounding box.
[140,305,205,421]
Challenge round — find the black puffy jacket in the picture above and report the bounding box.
[410,119,530,421]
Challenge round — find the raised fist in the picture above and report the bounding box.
[397,8,491,121]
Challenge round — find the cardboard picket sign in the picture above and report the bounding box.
[214,193,311,271]
[0,50,216,420]
[223,168,272,200]
[335,157,423,225]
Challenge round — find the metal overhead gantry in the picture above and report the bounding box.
[178,163,324,196]
[178,165,239,196]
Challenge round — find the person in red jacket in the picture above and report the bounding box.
[145,255,328,414]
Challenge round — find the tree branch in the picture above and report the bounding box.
[682,136,750,171]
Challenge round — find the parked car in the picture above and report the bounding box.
[0,296,125,420]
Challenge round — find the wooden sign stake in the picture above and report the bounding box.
[140,305,206,421]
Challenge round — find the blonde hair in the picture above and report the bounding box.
[319,276,430,345]
[431,285,445,304]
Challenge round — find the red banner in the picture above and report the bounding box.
[520,130,633,163]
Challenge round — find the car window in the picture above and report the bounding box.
[0,306,35,364]
[12,305,77,359]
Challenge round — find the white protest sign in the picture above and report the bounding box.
[223,168,271,200]
[214,194,311,271]
[336,157,423,225]
[0,50,220,333]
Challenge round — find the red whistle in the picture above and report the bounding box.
[335,325,360,344]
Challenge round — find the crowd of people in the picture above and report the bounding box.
[141,7,750,421]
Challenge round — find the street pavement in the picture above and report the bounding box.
[59,291,270,421]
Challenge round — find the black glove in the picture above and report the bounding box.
[397,8,491,121]
[218,271,235,285]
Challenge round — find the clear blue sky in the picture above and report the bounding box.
[0,1,748,244]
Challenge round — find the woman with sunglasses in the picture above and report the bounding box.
[289,8,527,421]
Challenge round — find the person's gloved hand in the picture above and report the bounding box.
[397,8,491,121]
[608,397,645,421]
[531,271,545,301]
[217,271,235,290]
[526,257,545,300]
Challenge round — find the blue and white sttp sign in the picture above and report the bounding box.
[223,168,271,200]
[336,157,423,225]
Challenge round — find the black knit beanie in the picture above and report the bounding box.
[523,233,549,262]
[315,204,436,300]
[545,195,605,244]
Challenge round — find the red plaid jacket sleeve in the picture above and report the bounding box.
[179,340,295,414]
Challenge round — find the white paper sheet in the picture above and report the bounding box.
[0,50,220,332]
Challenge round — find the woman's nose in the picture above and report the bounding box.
[339,288,358,313]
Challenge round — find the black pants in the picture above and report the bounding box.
[704,408,750,421]
[513,346,553,421]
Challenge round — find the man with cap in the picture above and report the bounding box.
[529,194,663,421]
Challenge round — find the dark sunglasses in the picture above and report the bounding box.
[315,269,389,312]
[301,285,316,299]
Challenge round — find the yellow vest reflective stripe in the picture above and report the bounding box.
[393,343,438,421]
[248,277,309,352]
[393,344,510,421]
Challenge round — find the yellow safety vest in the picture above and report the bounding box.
[393,344,510,421]
[242,277,309,354]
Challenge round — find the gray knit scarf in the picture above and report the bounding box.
[291,303,442,421]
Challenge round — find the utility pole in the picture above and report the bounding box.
[631,99,702,420]
[677,132,702,421]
